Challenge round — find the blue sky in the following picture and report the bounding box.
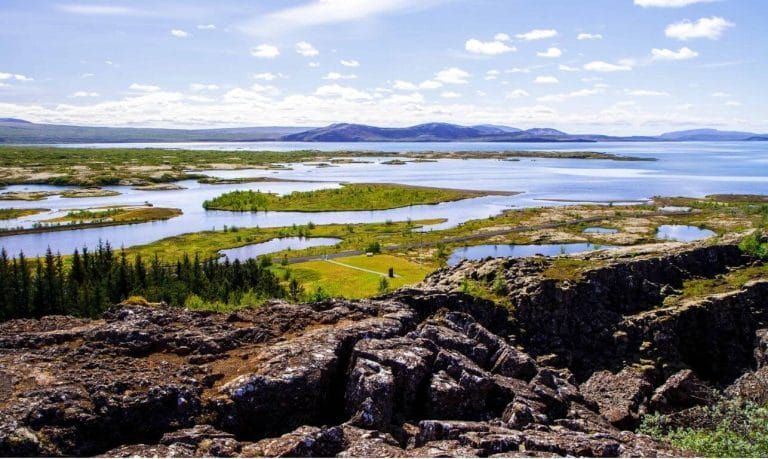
[0,0,765,134]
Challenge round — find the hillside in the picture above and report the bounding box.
[1,240,767,456]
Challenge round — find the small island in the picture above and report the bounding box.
[203,183,515,212]
[0,208,47,220]
[0,206,182,236]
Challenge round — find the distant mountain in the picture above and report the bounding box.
[471,124,522,134]
[0,119,310,144]
[659,129,765,141]
[0,118,32,124]
[523,128,567,136]
[282,122,493,142]
[281,123,602,142]
[0,119,765,144]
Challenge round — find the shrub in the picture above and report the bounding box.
[365,241,381,254]
[639,400,768,457]
[739,230,768,259]
[123,295,149,306]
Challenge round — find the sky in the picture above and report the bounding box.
[0,0,766,134]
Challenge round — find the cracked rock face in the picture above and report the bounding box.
[1,241,766,457]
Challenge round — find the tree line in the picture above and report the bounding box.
[0,242,286,321]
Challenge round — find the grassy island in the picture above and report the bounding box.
[0,208,47,220]
[0,146,653,186]
[202,183,512,212]
[0,206,182,236]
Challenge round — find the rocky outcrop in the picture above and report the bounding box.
[1,241,766,457]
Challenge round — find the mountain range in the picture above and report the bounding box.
[0,118,765,144]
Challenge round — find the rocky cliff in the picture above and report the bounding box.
[0,240,766,457]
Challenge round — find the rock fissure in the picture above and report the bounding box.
[0,240,766,456]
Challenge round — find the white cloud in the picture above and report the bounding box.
[243,0,440,35]
[251,44,280,58]
[626,89,670,96]
[435,67,469,84]
[651,47,699,60]
[81,73,95,78]
[537,47,562,58]
[128,83,160,92]
[57,4,144,15]
[559,64,580,72]
[711,92,731,98]
[665,17,733,40]
[71,91,99,98]
[515,29,558,41]
[534,76,559,84]
[0,73,33,82]
[725,101,742,107]
[190,83,220,91]
[440,91,461,98]
[197,24,216,30]
[308,62,320,68]
[484,70,500,80]
[634,0,714,7]
[418,80,442,89]
[340,59,360,67]
[393,79,442,90]
[295,41,319,56]
[465,38,516,55]
[323,72,357,80]
[538,88,600,102]
[504,67,531,74]
[505,89,529,99]
[577,33,602,40]
[393,80,418,91]
[494,33,511,41]
[583,61,632,72]
[170,29,190,38]
[253,73,278,81]
[314,84,372,101]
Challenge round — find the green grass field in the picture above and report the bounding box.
[273,254,435,298]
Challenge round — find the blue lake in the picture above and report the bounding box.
[1,140,766,257]
[656,225,716,242]
[219,237,342,262]
[448,242,612,266]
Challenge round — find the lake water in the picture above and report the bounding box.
[655,225,716,242]
[219,237,341,262]
[583,227,619,234]
[448,242,612,266]
[1,141,766,257]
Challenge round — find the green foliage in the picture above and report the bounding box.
[365,241,382,254]
[640,401,768,457]
[202,184,487,212]
[739,230,768,259]
[377,277,389,294]
[434,243,449,266]
[491,269,508,296]
[307,286,330,302]
[0,244,286,320]
[288,277,305,302]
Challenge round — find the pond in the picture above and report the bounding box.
[655,225,716,242]
[448,242,612,266]
[218,237,342,262]
[582,227,618,234]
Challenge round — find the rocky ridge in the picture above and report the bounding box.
[0,240,766,457]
